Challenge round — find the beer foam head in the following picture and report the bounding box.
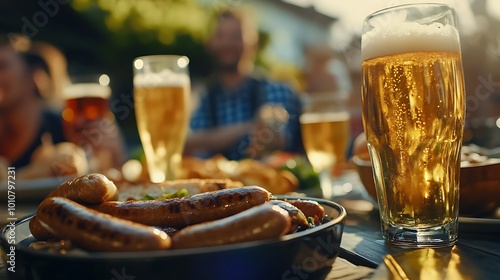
[62,83,111,100]
[300,112,350,124]
[134,70,189,88]
[362,22,460,60]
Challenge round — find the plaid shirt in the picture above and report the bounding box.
[190,78,302,159]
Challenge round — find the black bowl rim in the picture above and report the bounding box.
[0,196,346,260]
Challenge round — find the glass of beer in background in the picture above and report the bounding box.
[361,4,465,247]
[62,74,112,130]
[300,93,350,199]
[133,55,190,183]
[62,74,113,171]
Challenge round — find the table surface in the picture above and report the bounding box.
[332,172,500,279]
[1,171,499,279]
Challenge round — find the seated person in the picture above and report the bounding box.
[0,36,125,176]
[185,9,302,160]
[0,38,65,169]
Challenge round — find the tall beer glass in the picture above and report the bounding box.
[62,74,113,172]
[361,4,465,247]
[300,94,350,199]
[133,55,190,183]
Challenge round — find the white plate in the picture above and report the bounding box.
[1,175,74,201]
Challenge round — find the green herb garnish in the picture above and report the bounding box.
[140,188,189,200]
[140,194,157,200]
[161,188,189,199]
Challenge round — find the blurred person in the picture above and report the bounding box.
[0,36,125,171]
[268,63,306,94]
[0,37,65,168]
[6,34,69,109]
[185,9,302,160]
[31,41,71,110]
[303,44,361,159]
[304,45,338,94]
[304,45,352,98]
[61,76,126,172]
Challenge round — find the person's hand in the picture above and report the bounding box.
[65,117,125,172]
[247,104,289,158]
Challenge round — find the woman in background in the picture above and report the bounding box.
[0,35,125,177]
[0,37,66,169]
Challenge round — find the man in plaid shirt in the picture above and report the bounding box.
[185,9,302,160]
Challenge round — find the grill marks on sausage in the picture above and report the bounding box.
[238,193,246,201]
[76,220,87,231]
[92,186,271,228]
[53,204,69,222]
[168,201,181,214]
[36,197,172,252]
[171,204,292,249]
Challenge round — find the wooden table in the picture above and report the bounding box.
[333,172,500,279]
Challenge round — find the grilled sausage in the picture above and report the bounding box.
[269,200,309,233]
[48,173,118,204]
[154,226,179,237]
[36,197,171,252]
[32,173,118,240]
[286,200,325,219]
[171,203,291,249]
[29,216,54,241]
[93,186,271,227]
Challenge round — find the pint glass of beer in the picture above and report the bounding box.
[62,75,112,133]
[133,55,190,183]
[300,93,350,199]
[361,4,465,247]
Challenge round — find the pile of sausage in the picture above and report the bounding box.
[30,174,326,252]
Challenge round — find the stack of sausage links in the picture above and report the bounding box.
[30,174,325,252]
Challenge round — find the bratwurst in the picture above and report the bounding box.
[93,186,271,227]
[269,200,309,233]
[172,203,291,249]
[286,199,325,219]
[36,197,171,252]
[29,216,54,241]
[48,173,118,204]
[30,173,118,240]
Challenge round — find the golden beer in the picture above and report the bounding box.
[62,83,112,143]
[362,51,465,227]
[300,112,350,173]
[133,55,191,183]
[134,85,190,183]
[362,4,465,247]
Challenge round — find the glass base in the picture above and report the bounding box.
[383,221,458,249]
[319,170,354,200]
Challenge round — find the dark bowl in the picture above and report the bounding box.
[0,197,346,280]
[353,155,500,216]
